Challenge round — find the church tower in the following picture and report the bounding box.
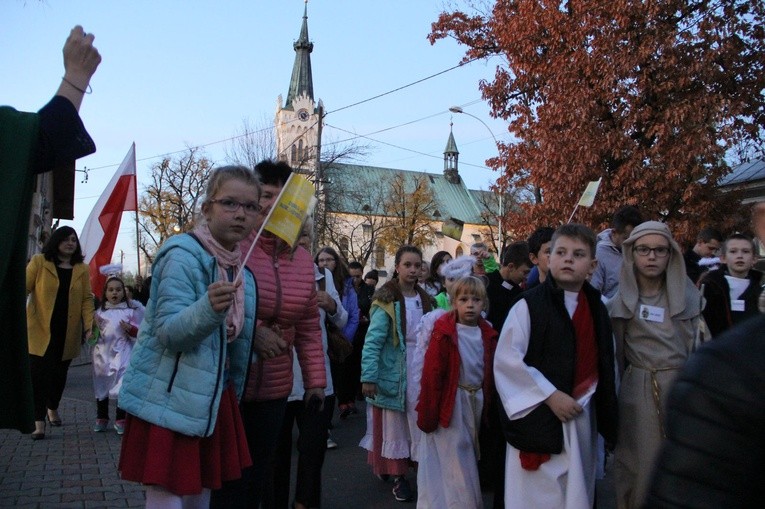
[443,122,460,184]
[275,2,323,173]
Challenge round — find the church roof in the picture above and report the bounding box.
[285,4,314,110]
[322,162,487,225]
[719,158,765,186]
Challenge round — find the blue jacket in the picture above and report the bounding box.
[341,276,360,342]
[119,234,256,437]
[360,280,432,412]
[361,299,407,411]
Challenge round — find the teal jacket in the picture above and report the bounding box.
[360,280,432,412]
[119,234,256,437]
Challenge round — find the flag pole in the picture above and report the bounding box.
[131,143,141,276]
[567,204,580,224]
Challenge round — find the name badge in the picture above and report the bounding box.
[502,281,513,291]
[731,299,745,312]
[639,304,665,323]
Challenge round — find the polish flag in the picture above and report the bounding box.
[80,143,138,299]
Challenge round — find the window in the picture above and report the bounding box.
[339,237,349,259]
[375,244,385,268]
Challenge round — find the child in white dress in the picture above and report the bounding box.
[92,274,143,434]
[415,276,498,509]
[360,245,433,503]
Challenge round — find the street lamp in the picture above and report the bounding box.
[449,106,504,252]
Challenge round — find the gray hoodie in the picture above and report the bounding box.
[591,228,622,298]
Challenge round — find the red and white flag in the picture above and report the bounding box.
[80,143,138,298]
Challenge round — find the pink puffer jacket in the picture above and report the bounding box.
[242,233,326,401]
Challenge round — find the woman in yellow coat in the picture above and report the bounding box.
[26,226,94,439]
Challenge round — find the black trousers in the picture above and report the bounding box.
[335,323,367,406]
[96,398,126,420]
[29,347,72,421]
[269,395,336,509]
[210,397,287,509]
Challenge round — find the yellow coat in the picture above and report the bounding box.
[26,254,94,360]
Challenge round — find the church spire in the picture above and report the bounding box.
[285,1,314,109]
[444,121,460,183]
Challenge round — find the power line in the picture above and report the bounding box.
[79,58,489,174]
[324,123,494,171]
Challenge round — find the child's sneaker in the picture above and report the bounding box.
[114,419,126,435]
[392,476,414,502]
[93,419,108,432]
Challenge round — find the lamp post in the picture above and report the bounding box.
[449,106,504,252]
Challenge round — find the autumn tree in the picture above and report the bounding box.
[319,164,391,265]
[473,184,529,252]
[376,172,439,252]
[138,147,213,262]
[430,0,765,241]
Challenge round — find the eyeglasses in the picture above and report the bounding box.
[633,245,671,258]
[209,199,261,215]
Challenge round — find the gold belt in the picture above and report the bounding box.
[458,383,482,460]
[626,363,680,438]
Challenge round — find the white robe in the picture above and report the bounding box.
[494,294,599,509]
[416,323,485,509]
[92,303,143,400]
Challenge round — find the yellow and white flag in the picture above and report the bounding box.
[577,178,602,207]
[264,173,317,247]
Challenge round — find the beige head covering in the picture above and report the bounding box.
[617,221,689,317]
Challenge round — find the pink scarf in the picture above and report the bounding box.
[192,224,245,342]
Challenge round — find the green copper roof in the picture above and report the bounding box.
[285,4,314,109]
[322,162,487,224]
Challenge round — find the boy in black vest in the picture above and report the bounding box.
[698,233,763,337]
[493,224,618,508]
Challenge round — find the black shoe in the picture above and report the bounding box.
[392,477,413,502]
[46,410,62,427]
[31,420,46,440]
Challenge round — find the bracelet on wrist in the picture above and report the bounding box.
[61,76,92,94]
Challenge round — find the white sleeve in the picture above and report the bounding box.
[324,268,348,329]
[493,299,558,420]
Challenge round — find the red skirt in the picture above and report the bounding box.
[118,385,252,496]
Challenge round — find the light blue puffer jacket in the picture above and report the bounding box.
[119,234,256,437]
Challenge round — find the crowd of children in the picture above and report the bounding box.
[28,164,764,509]
[358,217,762,509]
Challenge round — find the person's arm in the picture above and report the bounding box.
[293,278,327,394]
[323,269,348,330]
[360,303,390,396]
[417,332,449,433]
[151,254,226,351]
[80,265,95,336]
[341,284,360,341]
[54,26,101,111]
[25,255,42,295]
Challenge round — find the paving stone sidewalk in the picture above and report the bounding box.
[0,396,144,508]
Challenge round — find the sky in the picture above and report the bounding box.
[3,1,510,273]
